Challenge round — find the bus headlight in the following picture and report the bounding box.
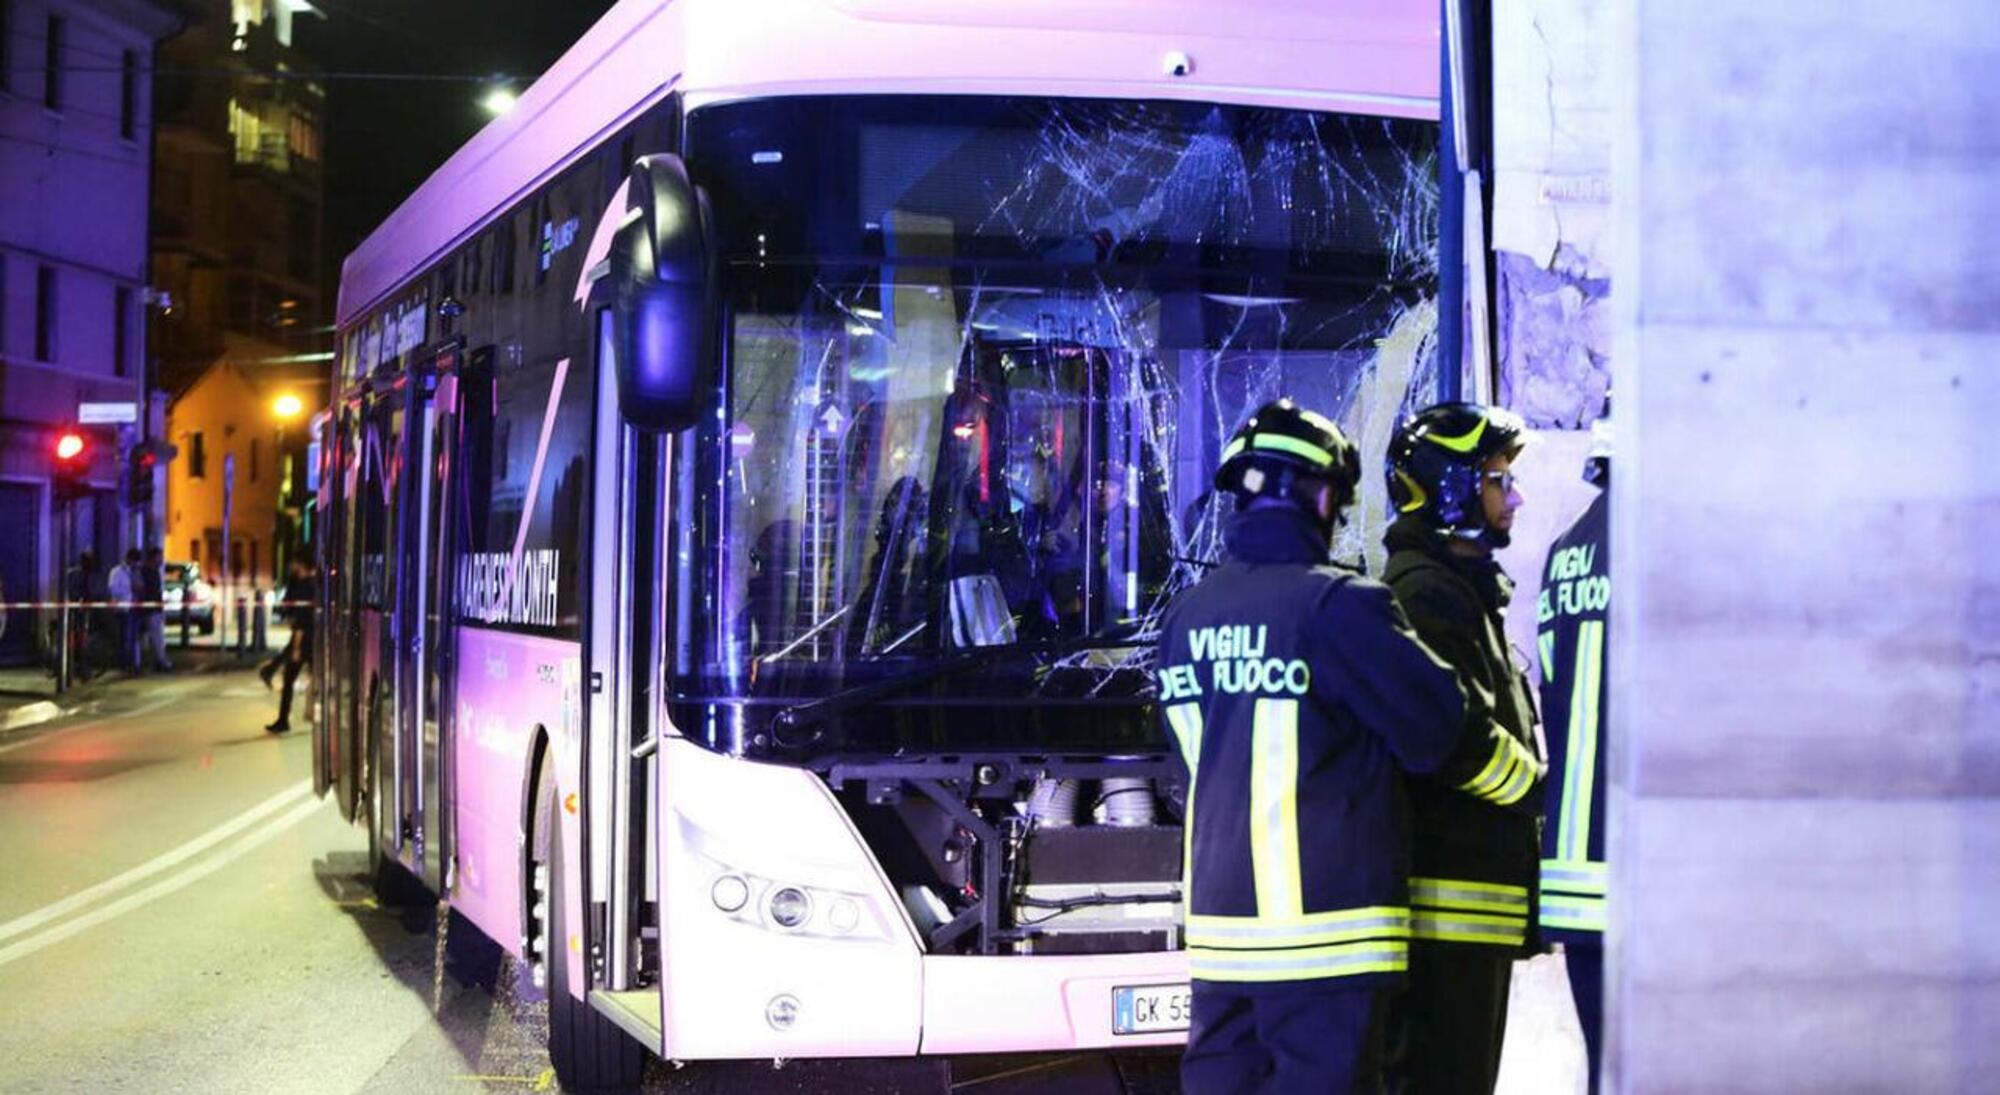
[711,875,750,913]
[692,853,893,943]
[767,887,811,929]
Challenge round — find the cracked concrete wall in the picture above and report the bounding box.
[1493,0,1614,429]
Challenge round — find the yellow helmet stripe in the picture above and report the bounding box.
[1424,417,1488,453]
[1250,433,1335,467]
[1394,469,1429,512]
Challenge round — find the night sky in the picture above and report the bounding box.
[300,0,617,300]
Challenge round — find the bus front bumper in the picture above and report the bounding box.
[919,951,1191,1053]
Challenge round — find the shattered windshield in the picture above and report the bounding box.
[674,96,1438,756]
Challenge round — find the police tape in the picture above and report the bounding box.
[0,600,317,610]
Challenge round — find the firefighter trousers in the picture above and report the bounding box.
[1395,942,1512,1094]
[1182,982,1395,1094]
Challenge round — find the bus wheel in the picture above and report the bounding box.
[545,790,643,1092]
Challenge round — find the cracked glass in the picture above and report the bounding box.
[675,96,1439,756]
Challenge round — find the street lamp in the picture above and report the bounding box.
[481,86,518,116]
[272,393,303,421]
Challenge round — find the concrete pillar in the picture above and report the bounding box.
[1613,2,2000,1089]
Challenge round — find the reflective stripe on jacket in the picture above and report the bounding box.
[1537,492,1610,939]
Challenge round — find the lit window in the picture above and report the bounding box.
[231,0,264,33]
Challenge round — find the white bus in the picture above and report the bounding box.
[313,0,1443,1088]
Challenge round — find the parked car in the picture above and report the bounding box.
[163,561,216,634]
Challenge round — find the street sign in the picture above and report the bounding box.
[78,401,138,424]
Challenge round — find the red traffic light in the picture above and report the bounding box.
[52,429,93,504]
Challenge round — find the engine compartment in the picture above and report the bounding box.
[817,754,1186,956]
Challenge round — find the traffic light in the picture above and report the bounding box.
[52,428,93,503]
[128,443,159,506]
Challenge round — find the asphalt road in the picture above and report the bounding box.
[0,669,1584,1095]
[0,670,1186,1094]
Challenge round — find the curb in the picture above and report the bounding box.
[0,658,266,742]
[0,699,80,734]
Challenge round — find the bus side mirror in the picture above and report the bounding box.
[601,154,715,432]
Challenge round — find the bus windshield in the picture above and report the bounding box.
[672,95,1438,759]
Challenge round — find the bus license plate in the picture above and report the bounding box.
[1112,984,1192,1035]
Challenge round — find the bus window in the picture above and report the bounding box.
[674,96,1436,758]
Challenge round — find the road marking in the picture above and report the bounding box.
[0,792,323,970]
[0,780,313,945]
[0,689,190,756]
[454,1071,556,1089]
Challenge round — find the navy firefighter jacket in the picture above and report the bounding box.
[1156,506,1518,990]
[1536,491,1609,940]
[1384,516,1547,956]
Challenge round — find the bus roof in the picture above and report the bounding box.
[336,0,1440,327]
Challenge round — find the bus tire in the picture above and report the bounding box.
[546,812,643,1093]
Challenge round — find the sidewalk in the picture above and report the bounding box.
[0,633,290,734]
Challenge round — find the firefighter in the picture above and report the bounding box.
[1536,409,1612,1090]
[1382,402,1548,1094]
[1159,399,1536,1093]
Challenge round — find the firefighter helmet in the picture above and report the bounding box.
[1215,399,1361,530]
[1385,402,1531,535]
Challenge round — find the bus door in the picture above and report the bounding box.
[312,408,352,813]
[584,307,663,996]
[350,380,407,862]
[333,400,369,824]
[397,345,465,892]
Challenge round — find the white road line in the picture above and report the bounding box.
[0,781,313,945]
[0,689,192,756]
[0,794,326,970]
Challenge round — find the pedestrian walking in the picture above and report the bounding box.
[262,559,316,733]
[139,547,173,671]
[1382,402,1548,1094]
[1158,399,1524,1093]
[1536,409,1612,1090]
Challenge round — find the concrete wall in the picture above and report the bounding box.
[1612,1,2000,1089]
[1490,0,1620,694]
[1492,0,1614,431]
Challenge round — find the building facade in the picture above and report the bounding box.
[162,358,309,591]
[0,0,181,664]
[150,0,325,395]
[150,0,325,603]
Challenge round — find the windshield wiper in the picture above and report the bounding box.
[771,630,1154,736]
